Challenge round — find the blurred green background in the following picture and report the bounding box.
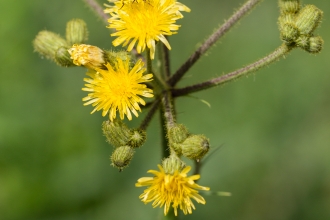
[1,0,330,219]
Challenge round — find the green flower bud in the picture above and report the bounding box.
[278,13,295,30]
[295,5,323,35]
[110,146,135,171]
[181,135,210,161]
[279,0,300,14]
[162,155,185,175]
[102,120,131,148]
[305,36,323,54]
[295,34,310,49]
[33,30,69,61]
[280,23,299,44]
[104,50,132,70]
[66,19,88,45]
[55,46,75,67]
[171,142,183,156]
[128,129,146,148]
[168,124,189,144]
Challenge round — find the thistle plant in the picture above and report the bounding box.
[33,0,324,218]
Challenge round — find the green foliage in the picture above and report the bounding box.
[1,0,330,219]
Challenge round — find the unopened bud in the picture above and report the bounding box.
[181,135,210,161]
[110,146,135,171]
[66,19,88,45]
[305,36,323,54]
[162,155,185,175]
[295,5,323,35]
[102,120,131,148]
[280,23,299,44]
[55,46,75,67]
[128,129,146,148]
[296,34,310,49]
[278,13,296,30]
[33,30,69,61]
[105,50,132,70]
[168,124,189,144]
[68,44,105,69]
[279,0,300,14]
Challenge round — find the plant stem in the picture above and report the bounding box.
[83,0,109,23]
[139,98,161,130]
[172,44,292,97]
[167,0,262,86]
[146,48,167,91]
[162,91,176,129]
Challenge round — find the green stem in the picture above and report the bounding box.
[172,44,292,97]
[146,48,167,91]
[167,0,262,86]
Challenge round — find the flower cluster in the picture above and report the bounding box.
[33,0,324,218]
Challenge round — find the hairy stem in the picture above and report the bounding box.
[83,0,109,23]
[162,91,176,129]
[172,44,292,97]
[167,0,262,86]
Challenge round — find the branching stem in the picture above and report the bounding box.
[167,0,262,86]
[172,44,292,97]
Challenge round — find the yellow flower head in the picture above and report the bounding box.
[105,0,191,59]
[68,44,105,68]
[135,165,210,216]
[82,58,153,121]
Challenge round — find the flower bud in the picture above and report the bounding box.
[181,135,210,161]
[110,146,135,171]
[295,34,309,49]
[280,23,299,44]
[105,50,132,70]
[278,13,296,30]
[295,5,323,35]
[162,155,185,175]
[305,36,323,54]
[278,0,300,14]
[168,124,189,144]
[102,120,131,148]
[55,46,75,67]
[33,30,69,61]
[128,129,147,148]
[68,44,105,69]
[66,19,88,45]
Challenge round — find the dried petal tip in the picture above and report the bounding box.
[66,19,88,45]
[68,44,105,69]
[110,145,135,171]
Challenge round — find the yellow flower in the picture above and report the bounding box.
[105,0,190,59]
[135,165,210,216]
[82,58,153,121]
[68,44,105,69]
